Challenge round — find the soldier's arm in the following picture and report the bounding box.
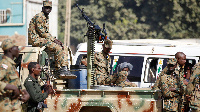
[186,71,197,95]
[0,66,20,99]
[24,80,48,103]
[35,16,55,41]
[0,68,8,93]
[160,75,179,98]
[152,67,168,90]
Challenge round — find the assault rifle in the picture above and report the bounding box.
[76,4,108,43]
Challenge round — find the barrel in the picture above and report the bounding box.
[68,65,87,89]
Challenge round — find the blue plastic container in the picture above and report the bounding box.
[68,65,87,89]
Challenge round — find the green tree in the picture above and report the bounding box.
[58,0,200,50]
[58,0,66,43]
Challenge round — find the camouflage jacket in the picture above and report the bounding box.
[0,55,22,95]
[160,72,181,98]
[94,51,111,77]
[152,63,185,92]
[186,62,200,96]
[185,62,200,110]
[0,55,23,111]
[28,11,55,45]
[160,67,185,112]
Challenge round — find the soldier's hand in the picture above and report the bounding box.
[44,85,54,94]
[48,85,54,94]
[12,87,20,99]
[183,79,189,85]
[169,87,176,91]
[54,39,63,48]
[19,90,30,102]
[4,84,20,99]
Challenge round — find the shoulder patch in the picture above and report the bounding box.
[2,64,8,69]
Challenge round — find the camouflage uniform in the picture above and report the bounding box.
[94,39,113,85]
[186,62,200,112]
[152,61,186,111]
[94,51,111,85]
[28,1,68,68]
[111,71,137,87]
[158,58,185,111]
[175,63,186,111]
[24,75,49,112]
[0,39,24,112]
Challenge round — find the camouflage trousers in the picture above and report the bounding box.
[117,81,137,87]
[0,96,22,112]
[32,38,68,67]
[96,74,111,85]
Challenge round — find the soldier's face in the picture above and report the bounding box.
[122,67,129,72]
[103,45,111,54]
[43,6,52,15]
[11,46,19,58]
[33,64,41,76]
[167,64,176,72]
[178,55,186,67]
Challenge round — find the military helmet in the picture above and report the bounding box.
[1,38,16,51]
[104,39,113,49]
[167,58,177,65]
[43,0,52,7]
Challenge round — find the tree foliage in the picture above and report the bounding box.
[58,0,200,48]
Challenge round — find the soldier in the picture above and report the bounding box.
[186,61,200,112]
[28,0,74,76]
[94,39,112,85]
[24,62,53,112]
[0,39,30,112]
[160,58,185,111]
[152,52,186,90]
[111,62,137,87]
[183,62,193,112]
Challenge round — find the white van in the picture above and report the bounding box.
[72,39,200,88]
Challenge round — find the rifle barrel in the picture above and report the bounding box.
[76,4,94,26]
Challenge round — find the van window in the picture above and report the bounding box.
[144,58,196,83]
[144,58,167,83]
[111,56,144,82]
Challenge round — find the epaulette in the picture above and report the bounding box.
[28,78,32,81]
